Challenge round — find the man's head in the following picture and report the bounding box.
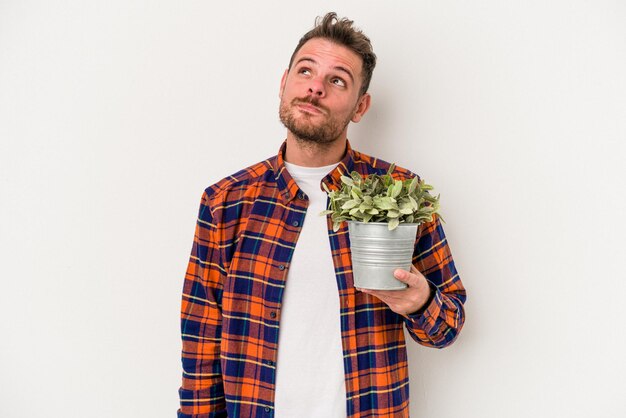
[288,13,376,97]
[279,13,376,147]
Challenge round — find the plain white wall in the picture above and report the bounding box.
[1,1,625,417]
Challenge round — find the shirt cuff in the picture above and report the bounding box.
[404,282,444,333]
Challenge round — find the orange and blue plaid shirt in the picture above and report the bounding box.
[178,140,466,418]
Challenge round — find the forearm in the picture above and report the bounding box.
[403,216,466,348]
[178,191,227,416]
[178,301,226,416]
[404,284,466,348]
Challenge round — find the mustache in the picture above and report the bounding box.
[292,97,328,114]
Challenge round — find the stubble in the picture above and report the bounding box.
[279,97,353,147]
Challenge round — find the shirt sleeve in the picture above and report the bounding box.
[178,191,228,417]
[403,216,467,348]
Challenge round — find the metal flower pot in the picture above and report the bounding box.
[348,221,419,290]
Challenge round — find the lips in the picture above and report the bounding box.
[297,103,323,114]
[293,99,326,115]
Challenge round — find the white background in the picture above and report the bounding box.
[1,1,625,417]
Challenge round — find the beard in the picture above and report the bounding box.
[279,96,353,145]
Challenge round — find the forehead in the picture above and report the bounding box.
[292,38,363,78]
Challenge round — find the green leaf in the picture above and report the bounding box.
[350,171,362,185]
[391,180,402,198]
[358,202,373,211]
[375,197,397,210]
[340,175,354,186]
[387,210,400,218]
[341,200,360,210]
[388,218,400,230]
[399,198,412,209]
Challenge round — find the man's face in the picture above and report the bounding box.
[279,38,371,145]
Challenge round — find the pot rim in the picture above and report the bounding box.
[346,220,421,226]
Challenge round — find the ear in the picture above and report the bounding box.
[351,93,372,123]
[279,69,289,98]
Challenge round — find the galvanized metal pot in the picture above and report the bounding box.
[348,221,419,290]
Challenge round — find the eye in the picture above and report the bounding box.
[298,68,311,76]
[331,77,346,87]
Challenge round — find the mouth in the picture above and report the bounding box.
[295,101,325,115]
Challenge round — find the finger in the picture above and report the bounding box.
[393,269,416,286]
[409,265,427,281]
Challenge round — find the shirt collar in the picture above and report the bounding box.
[272,139,356,203]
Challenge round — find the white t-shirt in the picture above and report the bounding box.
[273,161,347,418]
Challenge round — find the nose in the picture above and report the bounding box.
[307,77,325,97]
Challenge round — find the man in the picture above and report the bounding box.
[179,12,466,418]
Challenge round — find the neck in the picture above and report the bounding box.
[284,135,347,167]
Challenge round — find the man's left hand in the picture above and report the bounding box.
[356,265,433,316]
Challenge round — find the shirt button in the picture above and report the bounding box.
[270,311,276,318]
[266,360,274,366]
[297,192,306,200]
[278,265,285,271]
[292,220,300,227]
[264,406,271,413]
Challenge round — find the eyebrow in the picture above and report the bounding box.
[294,57,355,84]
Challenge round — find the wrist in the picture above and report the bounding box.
[409,282,436,316]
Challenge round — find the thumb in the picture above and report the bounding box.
[393,268,415,286]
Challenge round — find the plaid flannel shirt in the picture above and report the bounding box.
[179,140,466,417]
